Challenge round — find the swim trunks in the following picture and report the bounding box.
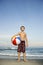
[17,41,25,53]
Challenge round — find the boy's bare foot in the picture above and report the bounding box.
[24,60,28,62]
[17,60,20,62]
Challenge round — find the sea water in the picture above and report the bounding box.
[0,47,43,59]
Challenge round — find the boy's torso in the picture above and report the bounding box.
[19,32,26,41]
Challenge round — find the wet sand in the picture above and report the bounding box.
[0,59,43,65]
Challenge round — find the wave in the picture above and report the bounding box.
[0,53,43,57]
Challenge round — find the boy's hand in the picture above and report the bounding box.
[25,43,28,47]
[11,36,16,41]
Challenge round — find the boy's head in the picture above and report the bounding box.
[20,26,25,32]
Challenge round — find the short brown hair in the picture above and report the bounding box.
[20,26,25,30]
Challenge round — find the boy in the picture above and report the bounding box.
[12,26,28,62]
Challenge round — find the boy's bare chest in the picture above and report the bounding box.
[19,32,26,38]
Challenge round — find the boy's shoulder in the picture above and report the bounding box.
[19,31,26,35]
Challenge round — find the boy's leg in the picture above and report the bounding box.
[23,53,26,61]
[18,52,20,61]
[23,52,27,62]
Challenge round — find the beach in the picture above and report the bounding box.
[0,59,43,65]
[0,47,43,65]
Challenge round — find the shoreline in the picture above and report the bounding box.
[0,55,43,59]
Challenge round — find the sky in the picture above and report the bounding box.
[0,0,43,47]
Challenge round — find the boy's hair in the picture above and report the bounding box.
[20,26,25,30]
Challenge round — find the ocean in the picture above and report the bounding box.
[0,47,43,59]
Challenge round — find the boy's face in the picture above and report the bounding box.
[20,27,25,32]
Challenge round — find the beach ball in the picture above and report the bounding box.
[12,36,21,45]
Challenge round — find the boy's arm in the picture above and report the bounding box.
[11,32,20,41]
[25,34,28,47]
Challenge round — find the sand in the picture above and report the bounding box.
[0,59,43,65]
